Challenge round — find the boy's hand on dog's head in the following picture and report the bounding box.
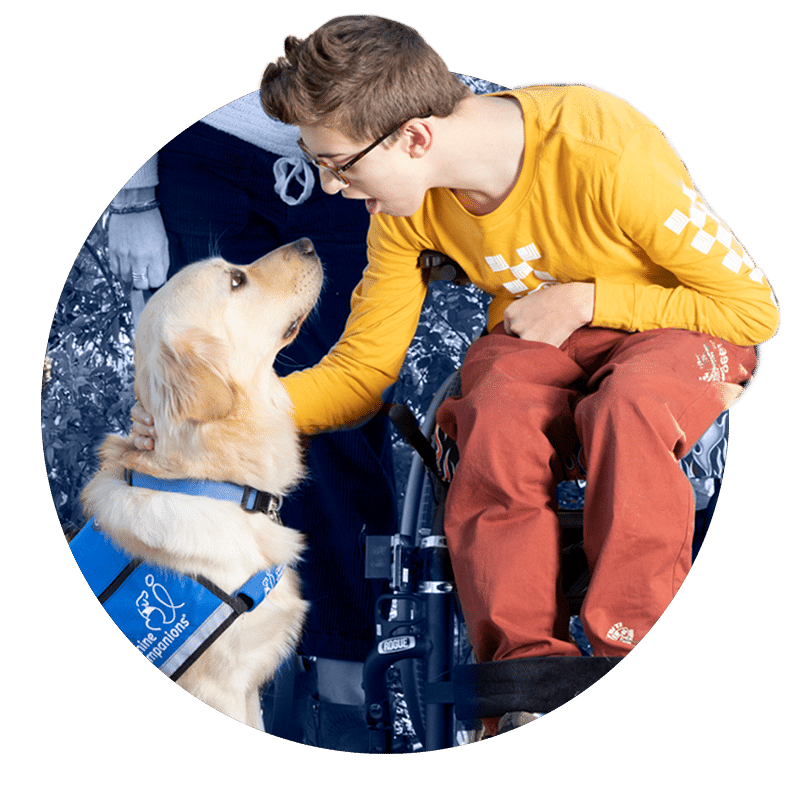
[131,401,156,450]
[131,404,314,454]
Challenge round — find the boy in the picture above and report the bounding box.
[210,15,778,734]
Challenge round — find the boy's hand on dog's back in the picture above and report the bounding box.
[130,402,156,450]
[503,282,595,347]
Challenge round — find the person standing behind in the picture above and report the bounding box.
[110,93,397,751]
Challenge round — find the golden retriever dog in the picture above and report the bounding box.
[80,239,322,730]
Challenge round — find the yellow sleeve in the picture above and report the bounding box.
[593,126,779,346]
[280,215,429,435]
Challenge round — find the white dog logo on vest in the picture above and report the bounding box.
[136,573,185,631]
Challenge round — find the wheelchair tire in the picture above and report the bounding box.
[391,371,478,750]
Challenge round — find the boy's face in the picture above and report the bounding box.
[299,123,430,218]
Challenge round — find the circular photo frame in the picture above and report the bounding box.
[28,6,792,780]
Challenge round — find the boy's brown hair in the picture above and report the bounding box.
[260,15,472,142]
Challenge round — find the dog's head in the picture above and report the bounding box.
[133,239,323,426]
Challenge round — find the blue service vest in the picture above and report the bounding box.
[69,518,285,681]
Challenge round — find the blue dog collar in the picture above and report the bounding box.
[126,470,282,519]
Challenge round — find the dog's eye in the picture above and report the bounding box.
[283,319,300,340]
[230,269,247,290]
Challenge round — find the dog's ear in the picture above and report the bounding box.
[138,327,236,423]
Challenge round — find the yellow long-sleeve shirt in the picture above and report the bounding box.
[282,85,779,434]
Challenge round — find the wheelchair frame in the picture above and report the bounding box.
[362,342,730,754]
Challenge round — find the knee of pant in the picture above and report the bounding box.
[577,369,677,435]
[438,371,514,437]
[459,381,574,445]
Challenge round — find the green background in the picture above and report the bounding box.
[9,0,797,798]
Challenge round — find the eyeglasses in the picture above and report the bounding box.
[298,117,426,188]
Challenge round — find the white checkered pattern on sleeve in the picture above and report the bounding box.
[663,184,761,281]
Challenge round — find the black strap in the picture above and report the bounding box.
[386,403,444,482]
[97,559,142,605]
[451,656,624,720]
[168,612,240,683]
[193,573,253,616]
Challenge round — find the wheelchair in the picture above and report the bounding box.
[361,252,731,753]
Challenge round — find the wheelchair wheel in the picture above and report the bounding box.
[391,371,480,750]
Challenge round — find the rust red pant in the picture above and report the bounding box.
[436,326,756,670]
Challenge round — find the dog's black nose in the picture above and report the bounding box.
[294,238,317,258]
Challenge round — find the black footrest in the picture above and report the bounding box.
[451,656,623,720]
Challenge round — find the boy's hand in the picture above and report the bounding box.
[130,401,156,451]
[503,282,595,347]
